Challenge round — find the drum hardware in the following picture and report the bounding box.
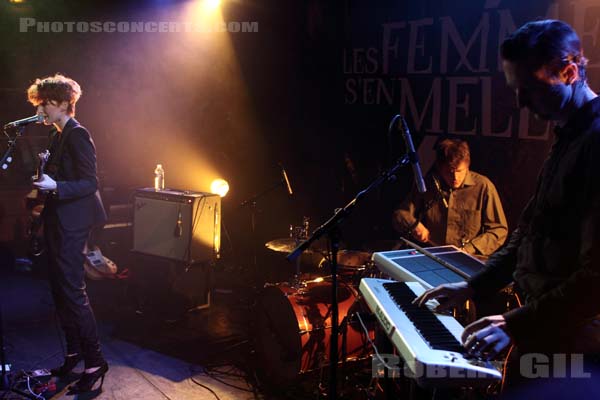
[266,221,378,288]
[239,172,296,285]
[316,250,377,288]
[290,216,311,287]
[263,216,313,254]
[253,279,374,386]
[279,114,418,399]
[318,249,371,270]
[290,216,310,243]
[265,238,324,253]
[335,250,372,268]
[266,217,329,288]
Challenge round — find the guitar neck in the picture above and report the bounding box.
[36,150,49,181]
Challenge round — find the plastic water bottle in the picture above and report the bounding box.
[154,164,165,191]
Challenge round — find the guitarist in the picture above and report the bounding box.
[27,74,109,393]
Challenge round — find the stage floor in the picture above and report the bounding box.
[0,259,375,400]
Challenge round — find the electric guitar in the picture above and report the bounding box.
[27,150,50,257]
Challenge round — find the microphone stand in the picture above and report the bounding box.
[1,302,38,399]
[1,126,25,170]
[239,178,290,285]
[0,125,39,399]
[287,153,411,399]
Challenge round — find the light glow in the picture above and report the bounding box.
[210,179,229,197]
[204,0,221,11]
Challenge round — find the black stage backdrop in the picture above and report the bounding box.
[0,0,598,268]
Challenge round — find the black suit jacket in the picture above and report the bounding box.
[44,118,107,231]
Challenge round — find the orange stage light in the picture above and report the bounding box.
[210,178,230,197]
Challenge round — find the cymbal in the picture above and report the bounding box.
[336,250,371,267]
[265,238,326,253]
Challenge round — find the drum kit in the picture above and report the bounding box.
[252,220,522,389]
[253,218,378,386]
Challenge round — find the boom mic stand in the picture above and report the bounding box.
[287,146,413,399]
[1,126,44,399]
[1,126,26,171]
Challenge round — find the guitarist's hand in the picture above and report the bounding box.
[33,174,57,192]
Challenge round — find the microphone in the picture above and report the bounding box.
[280,164,293,195]
[398,115,427,193]
[4,114,44,129]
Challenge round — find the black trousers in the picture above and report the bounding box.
[502,319,600,398]
[44,214,104,369]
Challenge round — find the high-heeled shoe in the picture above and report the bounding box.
[67,362,109,394]
[50,353,82,377]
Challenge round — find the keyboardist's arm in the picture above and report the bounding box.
[468,197,533,300]
[413,281,474,311]
[462,315,512,360]
[468,228,523,301]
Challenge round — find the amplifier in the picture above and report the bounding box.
[133,188,221,264]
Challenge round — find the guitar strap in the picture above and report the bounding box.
[413,172,447,227]
[45,126,73,179]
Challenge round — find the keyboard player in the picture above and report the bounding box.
[414,19,600,395]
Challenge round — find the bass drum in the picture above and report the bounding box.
[253,280,373,386]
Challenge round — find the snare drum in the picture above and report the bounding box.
[318,250,375,286]
[253,279,373,385]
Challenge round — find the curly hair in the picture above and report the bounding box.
[27,73,82,116]
[435,139,470,168]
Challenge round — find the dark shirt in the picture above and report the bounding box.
[393,170,508,256]
[43,118,106,231]
[469,96,600,351]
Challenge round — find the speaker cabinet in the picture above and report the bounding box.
[130,253,212,312]
[133,188,221,264]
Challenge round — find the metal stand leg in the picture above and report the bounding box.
[0,304,39,399]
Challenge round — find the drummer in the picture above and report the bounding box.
[392,139,508,257]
